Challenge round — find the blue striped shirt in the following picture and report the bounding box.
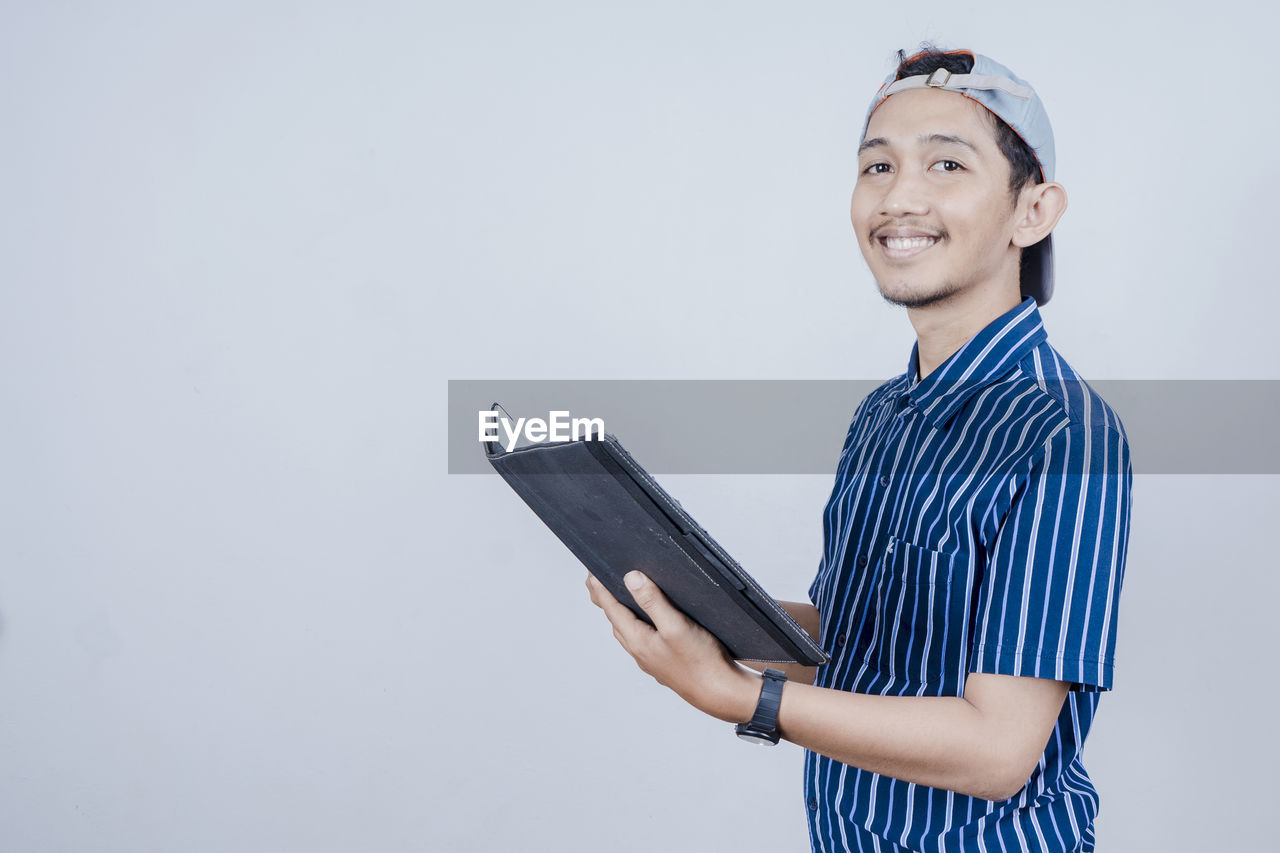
[805,297,1132,853]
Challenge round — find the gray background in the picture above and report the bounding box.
[2,1,1276,851]
[448,380,1280,473]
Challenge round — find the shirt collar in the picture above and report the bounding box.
[902,296,1048,430]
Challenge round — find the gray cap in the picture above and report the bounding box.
[861,50,1057,305]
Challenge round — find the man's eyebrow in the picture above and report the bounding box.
[857,137,887,155]
[922,133,978,152]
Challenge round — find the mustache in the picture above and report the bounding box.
[869,221,947,241]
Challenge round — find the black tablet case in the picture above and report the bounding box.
[484,424,828,665]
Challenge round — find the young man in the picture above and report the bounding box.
[587,47,1132,852]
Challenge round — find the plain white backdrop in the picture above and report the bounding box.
[2,1,1277,850]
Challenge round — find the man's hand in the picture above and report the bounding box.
[585,571,760,724]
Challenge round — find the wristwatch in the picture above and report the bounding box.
[735,668,787,745]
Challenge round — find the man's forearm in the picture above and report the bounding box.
[736,602,1060,800]
[775,684,1008,800]
[731,603,1062,800]
[763,668,1068,802]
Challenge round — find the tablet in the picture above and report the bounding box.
[484,406,827,665]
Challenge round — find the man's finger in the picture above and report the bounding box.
[622,571,687,635]
[587,573,650,642]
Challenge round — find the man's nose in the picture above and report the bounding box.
[879,171,930,217]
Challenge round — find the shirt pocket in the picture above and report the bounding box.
[862,536,969,688]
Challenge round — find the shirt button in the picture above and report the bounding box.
[857,554,868,568]
[835,633,847,647]
[878,474,890,488]
[807,797,819,812]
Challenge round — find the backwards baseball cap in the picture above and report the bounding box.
[861,50,1057,305]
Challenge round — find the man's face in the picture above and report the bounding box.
[851,88,1022,309]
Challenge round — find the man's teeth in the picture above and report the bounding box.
[884,236,937,250]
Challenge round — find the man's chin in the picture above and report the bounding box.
[876,279,962,310]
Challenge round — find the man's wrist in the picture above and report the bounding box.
[716,666,767,725]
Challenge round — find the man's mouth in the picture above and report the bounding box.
[877,233,940,261]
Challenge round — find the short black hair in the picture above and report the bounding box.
[893,45,1042,201]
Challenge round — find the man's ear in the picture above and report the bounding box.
[1012,182,1068,248]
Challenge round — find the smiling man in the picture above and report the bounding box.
[587,47,1132,852]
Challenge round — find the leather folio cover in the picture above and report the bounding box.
[485,428,828,666]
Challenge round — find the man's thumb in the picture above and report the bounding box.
[624,571,653,608]
[624,571,683,634]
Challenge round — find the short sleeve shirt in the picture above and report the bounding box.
[804,298,1133,853]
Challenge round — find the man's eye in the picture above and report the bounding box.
[862,163,891,175]
[931,160,964,172]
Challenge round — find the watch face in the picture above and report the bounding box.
[735,726,778,745]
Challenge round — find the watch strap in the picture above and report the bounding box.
[735,668,787,744]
